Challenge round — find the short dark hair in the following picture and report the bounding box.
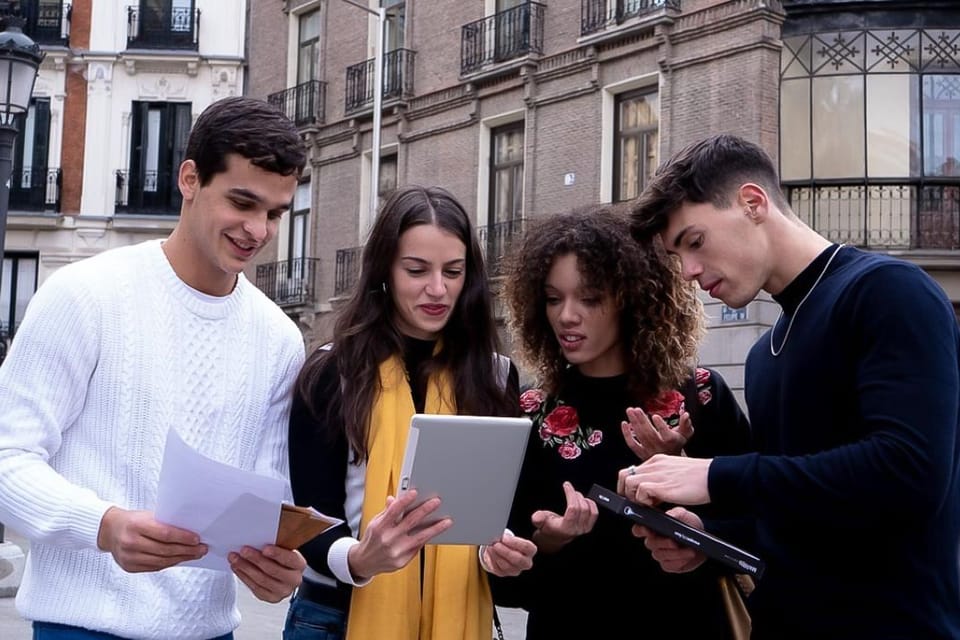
[630,134,787,242]
[184,96,307,186]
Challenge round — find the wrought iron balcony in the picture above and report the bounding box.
[115,169,181,215]
[126,4,199,50]
[22,1,71,46]
[268,80,326,128]
[334,245,363,297]
[478,218,526,276]
[786,181,960,250]
[256,257,320,308]
[580,0,678,36]
[345,48,416,114]
[461,2,545,75]
[9,167,60,211]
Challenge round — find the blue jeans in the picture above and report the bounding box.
[33,621,234,640]
[282,594,346,640]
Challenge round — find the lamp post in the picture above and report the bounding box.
[0,5,44,550]
[341,0,385,221]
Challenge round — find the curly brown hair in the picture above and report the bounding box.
[502,204,704,401]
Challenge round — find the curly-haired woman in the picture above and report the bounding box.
[490,205,752,639]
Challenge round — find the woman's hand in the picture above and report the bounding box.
[347,490,452,581]
[530,481,598,553]
[621,407,693,461]
[481,531,536,577]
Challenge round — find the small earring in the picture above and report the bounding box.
[381,282,388,293]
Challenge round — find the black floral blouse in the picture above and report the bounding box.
[491,366,751,639]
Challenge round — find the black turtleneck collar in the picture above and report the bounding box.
[401,334,438,413]
[773,244,844,315]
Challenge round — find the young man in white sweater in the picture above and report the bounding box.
[0,97,308,639]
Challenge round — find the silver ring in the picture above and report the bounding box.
[627,465,636,476]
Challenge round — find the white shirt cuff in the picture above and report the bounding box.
[328,537,373,587]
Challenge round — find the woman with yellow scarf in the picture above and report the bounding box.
[284,185,537,640]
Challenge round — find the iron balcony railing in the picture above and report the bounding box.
[256,257,320,308]
[580,0,679,36]
[23,1,71,45]
[785,181,960,250]
[126,5,199,50]
[478,218,526,276]
[345,48,416,113]
[461,2,545,75]
[268,80,326,127]
[9,167,60,211]
[334,246,363,297]
[115,169,182,215]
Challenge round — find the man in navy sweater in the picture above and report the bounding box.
[623,134,960,639]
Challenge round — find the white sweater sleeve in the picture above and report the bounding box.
[0,271,114,550]
[252,325,305,485]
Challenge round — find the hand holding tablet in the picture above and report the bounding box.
[398,414,531,545]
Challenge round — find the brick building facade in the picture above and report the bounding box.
[247,0,960,400]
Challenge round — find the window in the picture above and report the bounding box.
[289,181,310,263]
[0,253,38,339]
[298,9,321,85]
[721,305,748,322]
[614,89,659,201]
[484,122,524,271]
[378,154,398,210]
[123,101,191,214]
[383,1,405,52]
[10,98,51,211]
[490,123,524,226]
[779,29,960,249]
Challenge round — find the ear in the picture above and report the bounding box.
[178,159,200,201]
[736,183,769,224]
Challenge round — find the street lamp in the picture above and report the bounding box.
[341,0,385,221]
[0,7,43,548]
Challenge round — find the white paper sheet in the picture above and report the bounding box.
[156,429,287,571]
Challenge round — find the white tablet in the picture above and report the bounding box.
[398,413,532,545]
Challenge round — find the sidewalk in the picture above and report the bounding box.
[0,531,527,639]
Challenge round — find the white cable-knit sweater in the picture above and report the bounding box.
[0,240,305,639]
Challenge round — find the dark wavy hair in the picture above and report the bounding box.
[298,185,513,463]
[502,205,704,401]
[185,96,306,185]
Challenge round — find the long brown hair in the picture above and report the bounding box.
[298,185,513,463]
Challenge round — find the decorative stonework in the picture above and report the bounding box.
[138,76,189,100]
[210,65,240,99]
[86,62,114,95]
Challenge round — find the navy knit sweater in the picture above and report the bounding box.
[709,245,960,639]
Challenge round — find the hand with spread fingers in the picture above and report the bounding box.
[529,481,598,554]
[229,544,307,603]
[632,506,707,574]
[346,489,453,582]
[620,454,713,507]
[481,530,537,577]
[621,407,693,461]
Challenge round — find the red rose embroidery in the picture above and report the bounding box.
[695,368,711,385]
[519,388,545,413]
[646,390,686,419]
[698,389,713,405]
[587,430,603,446]
[558,441,581,459]
[542,406,580,437]
[539,425,552,441]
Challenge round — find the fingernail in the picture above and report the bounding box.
[228,552,238,563]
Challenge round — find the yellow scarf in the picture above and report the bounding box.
[345,354,493,640]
